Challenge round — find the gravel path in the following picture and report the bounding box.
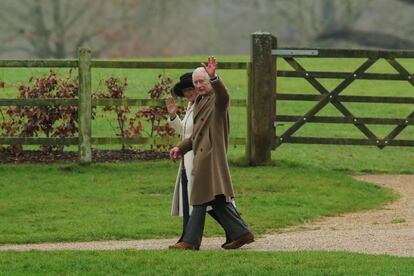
[1,175,413,256]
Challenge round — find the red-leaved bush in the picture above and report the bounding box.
[1,71,181,155]
[94,76,143,150]
[1,70,80,154]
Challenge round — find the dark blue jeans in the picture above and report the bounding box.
[178,169,232,244]
[182,194,249,246]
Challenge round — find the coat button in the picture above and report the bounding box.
[200,148,203,152]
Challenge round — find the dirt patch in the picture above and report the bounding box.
[0,150,169,164]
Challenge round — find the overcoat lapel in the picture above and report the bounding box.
[193,94,212,121]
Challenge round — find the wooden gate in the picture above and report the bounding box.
[248,32,414,165]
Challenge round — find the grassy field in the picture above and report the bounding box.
[1,56,414,274]
[0,160,395,244]
[1,250,414,275]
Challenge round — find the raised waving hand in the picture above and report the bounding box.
[202,56,218,78]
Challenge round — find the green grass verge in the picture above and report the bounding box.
[0,161,395,244]
[1,250,413,275]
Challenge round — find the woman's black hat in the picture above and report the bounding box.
[172,72,194,97]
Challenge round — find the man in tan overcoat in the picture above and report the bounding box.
[169,56,254,250]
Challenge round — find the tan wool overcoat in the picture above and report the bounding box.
[177,79,235,205]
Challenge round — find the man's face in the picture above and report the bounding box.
[193,72,212,96]
[182,87,197,103]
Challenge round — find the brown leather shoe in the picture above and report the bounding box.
[221,238,233,248]
[221,242,230,249]
[168,241,200,250]
[223,232,254,250]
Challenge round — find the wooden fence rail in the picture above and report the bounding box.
[0,49,248,164]
[0,60,247,69]
[0,98,247,107]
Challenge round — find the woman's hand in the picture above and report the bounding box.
[165,96,178,116]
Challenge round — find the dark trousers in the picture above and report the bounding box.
[178,169,232,244]
[181,194,250,246]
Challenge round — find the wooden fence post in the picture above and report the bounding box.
[78,48,92,165]
[246,32,277,166]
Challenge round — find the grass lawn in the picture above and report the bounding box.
[1,55,413,273]
[0,250,413,275]
[0,160,396,244]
